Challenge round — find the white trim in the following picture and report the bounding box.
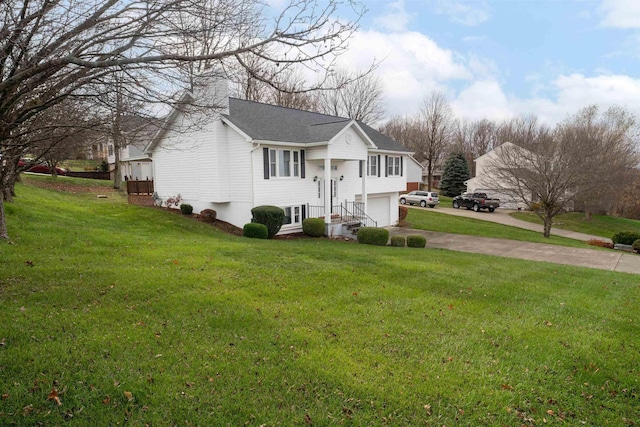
[329,120,378,149]
[221,117,252,142]
[251,139,328,148]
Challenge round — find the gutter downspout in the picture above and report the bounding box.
[250,141,261,211]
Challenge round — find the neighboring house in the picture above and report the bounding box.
[405,156,423,191]
[105,119,159,182]
[464,142,529,209]
[145,76,411,235]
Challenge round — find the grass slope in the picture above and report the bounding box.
[1,182,639,426]
[405,208,590,248]
[511,211,640,240]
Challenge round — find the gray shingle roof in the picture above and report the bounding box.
[224,98,409,152]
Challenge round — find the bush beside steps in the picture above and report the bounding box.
[243,223,268,239]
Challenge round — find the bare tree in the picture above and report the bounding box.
[451,118,502,178]
[496,115,542,149]
[555,105,639,220]
[487,106,639,237]
[613,169,640,220]
[0,0,365,241]
[416,92,455,191]
[315,68,385,123]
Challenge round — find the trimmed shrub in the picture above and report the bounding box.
[200,209,217,223]
[407,234,427,248]
[180,203,193,215]
[302,218,325,237]
[243,223,268,239]
[398,205,408,222]
[612,231,640,245]
[357,227,389,246]
[251,205,285,239]
[390,235,406,247]
[633,239,640,253]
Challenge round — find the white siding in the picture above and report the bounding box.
[328,127,369,160]
[153,114,204,204]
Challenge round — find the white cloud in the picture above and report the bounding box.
[432,0,490,26]
[335,29,472,117]
[450,79,513,121]
[373,0,413,32]
[552,73,640,114]
[451,73,640,125]
[600,0,640,29]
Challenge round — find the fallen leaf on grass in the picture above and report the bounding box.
[48,389,62,405]
[103,396,111,405]
[124,391,133,401]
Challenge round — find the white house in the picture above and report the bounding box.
[145,76,411,235]
[405,155,423,191]
[465,142,529,209]
[107,120,158,182]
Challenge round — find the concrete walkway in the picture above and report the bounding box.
[388,206,640,275]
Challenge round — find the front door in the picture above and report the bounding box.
[319,179,337,213]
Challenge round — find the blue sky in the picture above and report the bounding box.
[327,0,640,124]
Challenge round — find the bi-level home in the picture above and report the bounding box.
[145,75,411,236]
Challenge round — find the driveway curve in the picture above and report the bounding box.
[387,206,640,275]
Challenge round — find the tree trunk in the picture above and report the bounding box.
[112,146,122,190]
[1,181,13,203]
[543,214,552,238]
[584,209,592,221]
[0,194,9,241]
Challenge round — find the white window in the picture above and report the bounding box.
[269,149,277,177]
[278,150,291,177]
[368,155,378,176]
[293,152,299,176]
[388,156,401,176]
[270,149,300,178]
[283,205,302,225]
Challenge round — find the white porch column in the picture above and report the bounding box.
[324,157,332,225]
[361,158,367,215]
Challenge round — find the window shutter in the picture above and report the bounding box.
[302,204,307,220]
[377,155,381,177]
[359,160,363,178]
[385,155,389,177]
[263,147,269,180]
[400,156,403,176]
[300,150,305,179]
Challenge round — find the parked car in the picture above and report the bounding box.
[399,191,440,208]
[452,192,500,212]
[18,160,68,175]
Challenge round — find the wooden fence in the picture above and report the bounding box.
[126,180,154,195]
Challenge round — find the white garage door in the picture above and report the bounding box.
[367,195,391,227]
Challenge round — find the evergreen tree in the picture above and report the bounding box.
[440,152,470,197]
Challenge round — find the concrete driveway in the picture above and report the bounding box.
[388,206,640,275]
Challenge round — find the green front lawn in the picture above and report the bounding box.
[510,211,640,240]
[404,208,591,248]
[1,182,638,426]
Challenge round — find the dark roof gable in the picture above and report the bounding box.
[224,98,409,152]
